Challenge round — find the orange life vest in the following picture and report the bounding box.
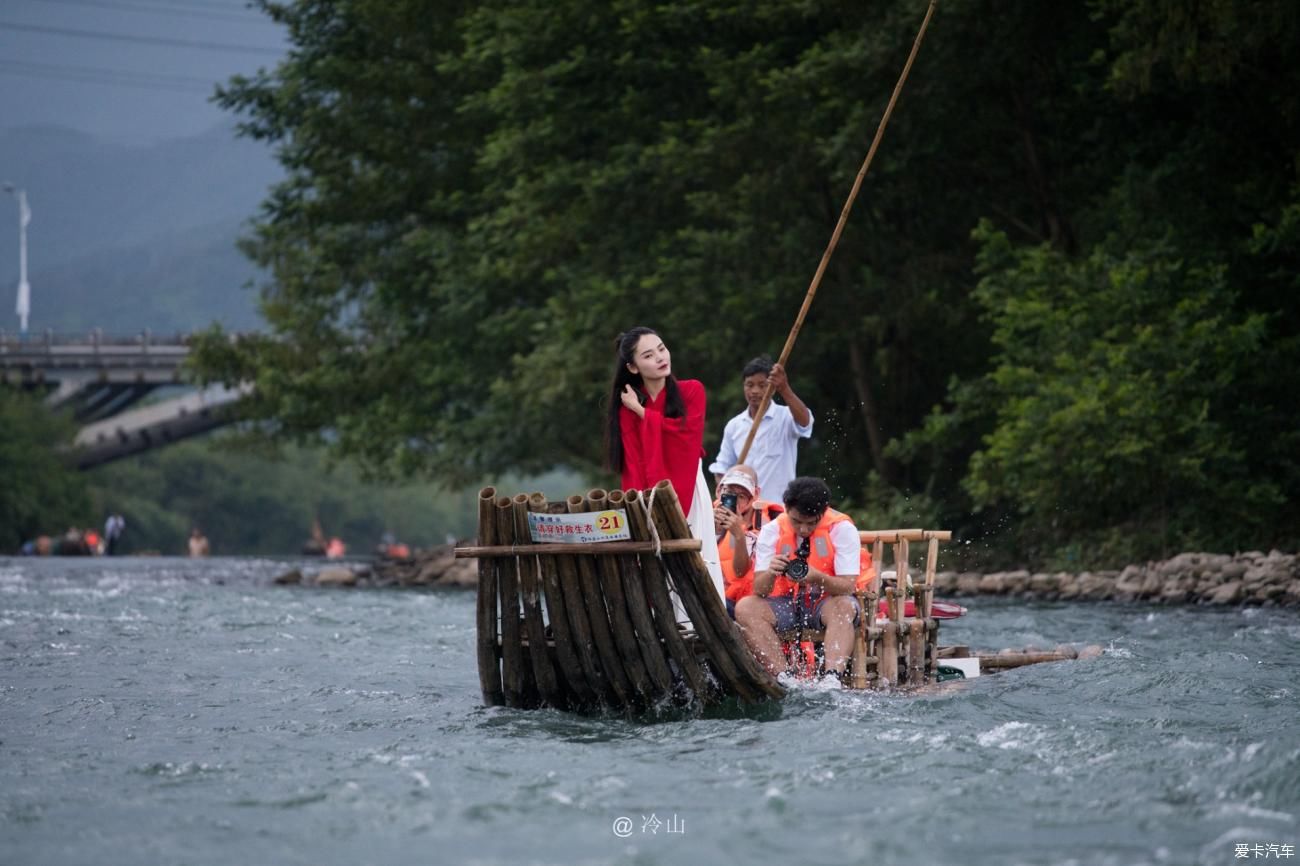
[768,508,857,599]
[718,499,784,602]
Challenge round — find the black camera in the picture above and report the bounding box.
[720,492,738,512]
[784,537,811,581]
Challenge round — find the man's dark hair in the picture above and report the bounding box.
[741,356,773,379]
[782,477,832,516]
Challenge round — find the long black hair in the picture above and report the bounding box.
[605,326,686,473]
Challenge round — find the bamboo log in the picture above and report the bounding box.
[647,486,758,703]
[623,488,711,700]
[977,651,1079,670]
[921,537,939,620]
[878,609,899,688]
[552,512,616,707]
[925,618,940,679]
[528,493,594,708]
[649,481,783,701]
[475,487,504,706]
[907,618,925,685]
[584,489,654,707]
[512,495,563,708]
[567,493,636,707]
[859,529,952,544]
[606,489,675,701]
[495,495,532,707]
[455,539,703,557]
[850,602,869,689]
[895,538,910,623]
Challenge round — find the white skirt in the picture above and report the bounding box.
[676,460,725,624]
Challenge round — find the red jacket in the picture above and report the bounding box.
[619,379,706,517]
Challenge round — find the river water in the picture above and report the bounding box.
[1,556,1296,866]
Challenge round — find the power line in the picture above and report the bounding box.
[0,20,283,56]
[0,59,219,93]
[35,0,273,25]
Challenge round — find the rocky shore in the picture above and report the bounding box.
[933,550,1300,607]
[277,547,1300,608]
[273,544,477,589]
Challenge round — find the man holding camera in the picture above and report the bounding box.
[734,476,862,682]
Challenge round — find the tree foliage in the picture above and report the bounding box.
[0,392,91,550]
[194,0,1300,566]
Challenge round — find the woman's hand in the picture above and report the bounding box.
[620,384,645,418]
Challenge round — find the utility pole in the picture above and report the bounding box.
[3,183,31,335]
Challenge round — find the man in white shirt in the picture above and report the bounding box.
[709,357,813,502]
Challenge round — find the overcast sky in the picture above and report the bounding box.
[0,0,288,145]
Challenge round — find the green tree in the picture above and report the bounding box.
[195,0,1300,565]
[0,392,91,551]
[958,224,1274,564]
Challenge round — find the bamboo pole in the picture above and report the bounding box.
[647,486,760,703]
[512,495,563,708]
[895,538,910,623]
[495,495,532,707]
[606,489,676,701]
[649,481,783,701]
[552,503,615,707]
[456,539,702,557]
[623,488,711,700]
[737,0,939,463]
[859,529,951,544]
[528,493,594,709]
[586,488,654,707]
[977,650,1080,670]
[878,588,899,688]
[567,493,635,707]
[475,487,504,706]
[907,619,926,685]
[921,536,939,620]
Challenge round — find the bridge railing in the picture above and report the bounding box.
[0,329,195,359]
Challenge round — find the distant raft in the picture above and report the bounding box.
[456,480,978,713]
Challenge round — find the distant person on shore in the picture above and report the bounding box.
[104,513,126,555]
[734,477,861,684]
[325,537,347,559]
[710,357,813,501]
[188,527,210,558]
[55,528,92,556]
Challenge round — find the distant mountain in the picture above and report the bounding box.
[0,123,281,335]
[33,218,264,335]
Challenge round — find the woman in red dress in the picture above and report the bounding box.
[604,326,706,518]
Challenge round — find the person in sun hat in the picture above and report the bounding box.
[713,464,786,618]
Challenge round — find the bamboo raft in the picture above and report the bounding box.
[456,479,979,712]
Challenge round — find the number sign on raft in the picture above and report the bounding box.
[526,509,631,544]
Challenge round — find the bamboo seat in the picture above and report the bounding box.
[768,528,952,689]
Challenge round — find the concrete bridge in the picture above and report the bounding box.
[0,329,249,469]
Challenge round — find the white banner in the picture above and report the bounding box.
[527,509,631,544]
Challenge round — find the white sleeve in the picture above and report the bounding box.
[830,521,861,576]
[708,416,739,476]
[792,406,813,438]
[753,520,781,573]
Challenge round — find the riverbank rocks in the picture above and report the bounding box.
[933,550,1299,608]
[273,544,478,590]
